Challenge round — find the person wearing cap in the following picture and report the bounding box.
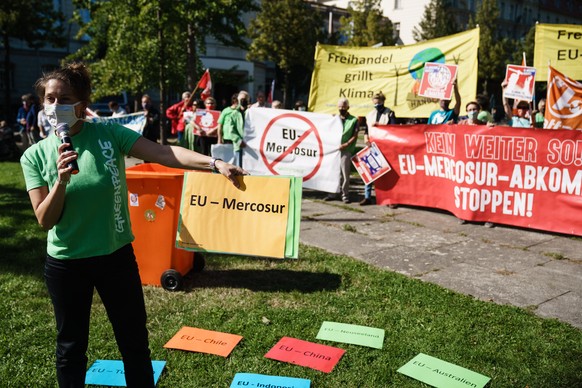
[360,91,397,206]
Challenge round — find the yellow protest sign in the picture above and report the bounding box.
[176,172,299,258]
[308,28,479,118]
[534,24,582,81]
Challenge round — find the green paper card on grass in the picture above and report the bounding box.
[316,321,385,349]
[397,353,491,388]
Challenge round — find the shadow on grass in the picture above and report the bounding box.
[182,269,341,293]
[0,184,46,279]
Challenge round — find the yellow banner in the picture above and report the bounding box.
[534,24,582,82]
[177,172,291,258]
[308,28,479,118]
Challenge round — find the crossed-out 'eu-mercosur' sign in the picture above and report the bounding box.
[243,108,343,193]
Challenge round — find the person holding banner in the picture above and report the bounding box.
[166,91,194,144]
[502,81,532,128]
[360,92,397,206]
[532,98,546,129]
[428,81,461,125]
[251,91,267,108]
[325,98,359,203]
[109,101,127,117]
[20,62,246,388]
[458,102,486,125]
[187,96,219,156]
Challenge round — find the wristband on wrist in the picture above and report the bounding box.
[209,157,222,173]
[58,179,69,186]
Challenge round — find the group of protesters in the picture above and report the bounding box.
[12,74,549,215]
[164,88,288,166]
[321,77,551,225]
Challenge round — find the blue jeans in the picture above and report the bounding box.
[44,244,154,387]
[364,183,373,199]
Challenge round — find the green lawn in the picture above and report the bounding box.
[1,161,581,387]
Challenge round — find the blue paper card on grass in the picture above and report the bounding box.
[230,372,311,388]
[85,360,166,386]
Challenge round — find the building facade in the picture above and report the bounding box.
[317,0,582,45]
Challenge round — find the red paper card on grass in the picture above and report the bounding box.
[264,337,345,373]
[163,326,242,357]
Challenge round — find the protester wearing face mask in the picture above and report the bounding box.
[19,62,247,387]
[458,102,486,125]
[360,91,397,206]
[140,94,160,144]
[218,90,249,167]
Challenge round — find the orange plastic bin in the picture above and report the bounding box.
[126,163,203,291]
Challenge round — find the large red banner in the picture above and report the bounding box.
[371,124,582,236]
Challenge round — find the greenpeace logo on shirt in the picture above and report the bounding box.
[98,139,126,233]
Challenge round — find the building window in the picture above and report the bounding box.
[393,22,400,40]
[394,0,401,9]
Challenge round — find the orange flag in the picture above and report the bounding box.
[197,69,212,100]
[545,66,582,130]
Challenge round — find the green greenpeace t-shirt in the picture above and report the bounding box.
[21,121,141,259]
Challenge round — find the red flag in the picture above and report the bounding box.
[545,66,582,130]
[197,69,212,100]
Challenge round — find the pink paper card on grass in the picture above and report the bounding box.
[163,326,242,357]
[264,337,345,373]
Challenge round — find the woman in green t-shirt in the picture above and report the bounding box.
[21,62,246,387]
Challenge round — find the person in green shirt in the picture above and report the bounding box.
[218,90,249,167]
[325,97,359,203]
[20,62,246,388]
[532,98,546,128]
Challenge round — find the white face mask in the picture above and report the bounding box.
[44,102,82,129]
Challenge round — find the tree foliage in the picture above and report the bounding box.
[412,0,460,42]
[0,0,66,118]
[339,0,394,47]
[515,25,535,66]
[247,0,324,107]
[468,0,511,95]
[70,0,255,100]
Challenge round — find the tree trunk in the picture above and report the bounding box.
[283,70,290,109]
[157,4,167,145]
[3,34,12,123]
[186,23,197,91]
